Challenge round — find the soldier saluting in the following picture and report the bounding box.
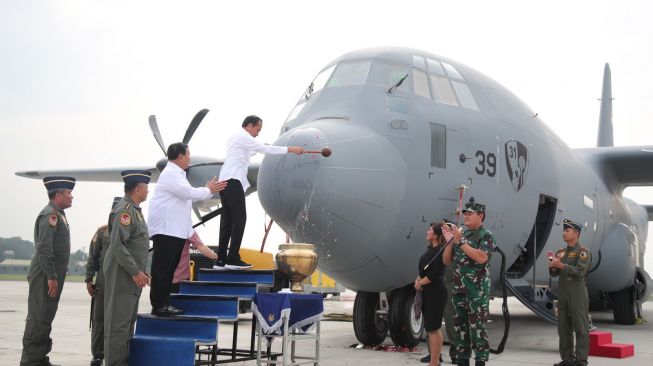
[103,170,152,366]
[549,219,592,366]
[20,176,76,366]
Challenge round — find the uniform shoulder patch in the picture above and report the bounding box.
[120,213,132,226]
[48,214,58,227]
[556,248,565,257]
[579,248,589,260]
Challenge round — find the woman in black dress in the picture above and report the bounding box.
[415,222,448,366]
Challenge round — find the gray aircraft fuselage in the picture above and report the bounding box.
[256,47,649,297]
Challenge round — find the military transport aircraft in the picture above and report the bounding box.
[16,48,653,348]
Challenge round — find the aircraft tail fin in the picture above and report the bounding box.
[597,63,614,147]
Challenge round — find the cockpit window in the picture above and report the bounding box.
[442,62,463,80]
[413,69,430,99]
[413,55,426,70]
[327,61,371,87]
[451,81,479,111]
[430,75,459,106]
[312,65,335,94]
[369,62,411,93]
[427,58,445,76]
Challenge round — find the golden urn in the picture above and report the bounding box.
[275,243,319,293]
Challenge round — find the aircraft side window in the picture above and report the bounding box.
[442,62,464,80]
[285,101,306,123]
[413,69,431,99]
[430,75,459,106]
[429,123,446,169]
[369,62,411,93]
[327,61,371,87]
[413,55,426,70]
[451,81,479,111]
[427,58,445,76]
[387,96,409,114]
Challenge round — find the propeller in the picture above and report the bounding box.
[183,109,209,144]
[148,109,210,156]
[149,115,167,156]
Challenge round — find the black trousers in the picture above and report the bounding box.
[218,179,247,261]
[150,234,185,309]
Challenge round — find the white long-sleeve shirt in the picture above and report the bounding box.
[147,162,212,239]
[219,128,288,191]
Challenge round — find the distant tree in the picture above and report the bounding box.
[0,237,35,261]
[70,248,88,262]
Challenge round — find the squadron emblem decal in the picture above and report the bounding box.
[505,140,528,192]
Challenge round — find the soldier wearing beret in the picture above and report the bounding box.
[103,170,151,366]
[84,197,121,366]
[549,219,592,366]
[443,200,496,366]
[20,176,75,366]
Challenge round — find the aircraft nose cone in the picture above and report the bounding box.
[257,121,407,275]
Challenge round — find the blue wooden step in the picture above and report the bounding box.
[128,336,196,366]
[171,294,239,320]
[198,268,274,286]
[133,314,219,344]
[179,281,258,299]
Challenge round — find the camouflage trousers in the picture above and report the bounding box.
[452,275,490,361]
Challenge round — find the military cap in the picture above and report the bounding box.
[462,202,486,214]
[563,219,582,232]
[43,176,76,191]
[121,170,152,185]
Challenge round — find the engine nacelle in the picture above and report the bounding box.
[586,223,637,292]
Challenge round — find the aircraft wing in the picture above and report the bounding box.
[15,167,159,182]
[576,145,653,187]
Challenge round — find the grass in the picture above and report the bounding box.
[0,274,87,282]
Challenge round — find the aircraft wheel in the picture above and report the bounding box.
[611,285,636,325]
[353,291,388,345]
[388,286,423,347]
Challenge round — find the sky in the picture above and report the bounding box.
[0,0,652,273]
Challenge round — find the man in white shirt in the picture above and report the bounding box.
[147,142,226,316]
[215,115,305,270]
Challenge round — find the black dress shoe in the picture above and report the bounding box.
[420,355,430,363]
[151,306,184,317]
[39,357,60,366]
[553,361,575,366]
[90,356,103,366]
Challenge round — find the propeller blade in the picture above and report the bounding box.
[149,115,167,156]
[182,108,209,144]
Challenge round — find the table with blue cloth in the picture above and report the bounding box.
[253,293,323,366]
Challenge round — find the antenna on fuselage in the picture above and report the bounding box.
[597,63,614,147]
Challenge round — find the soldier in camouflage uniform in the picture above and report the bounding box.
[103,170,152,366]
[84,197,120,366]
[21,176,76,366]
[443,201,495,366]
[549,219,591,366]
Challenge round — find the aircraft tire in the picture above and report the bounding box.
[388,286,423,347]
[611,285,636,325]
[353,291,388,346]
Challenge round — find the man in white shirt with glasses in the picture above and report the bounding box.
[215,115,305,270]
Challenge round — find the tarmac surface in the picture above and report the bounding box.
[0,280,651,365]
